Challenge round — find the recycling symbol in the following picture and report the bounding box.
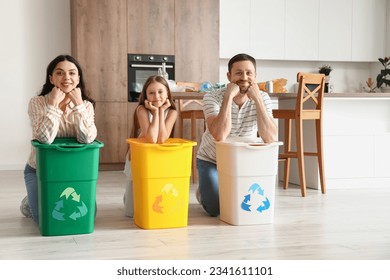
[241,183,271,213]
[152,183,179,214]
[52,187,88,221]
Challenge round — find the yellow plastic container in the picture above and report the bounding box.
[127,138,196,229]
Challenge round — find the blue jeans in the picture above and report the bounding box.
[24,164,39,224]
[196,158,219,217]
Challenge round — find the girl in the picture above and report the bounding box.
[124,75,178,217]
[21,55,97,224]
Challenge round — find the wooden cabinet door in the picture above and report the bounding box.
[95,102,128,166]
[127,0,174,55]
[71,0,127,102]
[71,0,128,167]
[175,0,219,83]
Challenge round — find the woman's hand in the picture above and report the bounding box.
[48,87,66,107]
[67,87,83,106]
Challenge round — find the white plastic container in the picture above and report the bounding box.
[216,138,282,226]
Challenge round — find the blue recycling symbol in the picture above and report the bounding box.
[51,187,88,221]
[240,183,271,213]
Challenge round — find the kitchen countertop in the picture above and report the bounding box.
[270,92,390,99]
[172,91,390,100]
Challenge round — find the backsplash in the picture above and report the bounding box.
[219,59,381,93]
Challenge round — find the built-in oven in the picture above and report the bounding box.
[128,54,175,102]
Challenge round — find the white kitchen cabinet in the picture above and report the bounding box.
[276,96,390,190]
[374,134,390,177]
[351,0,386,61]
[220,0,387,62]
[318,0,353,61]
[250,0,285,60]
[323,135,374,179]
[219,0,251,58]
[285,0,319,60]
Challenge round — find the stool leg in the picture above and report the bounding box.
[296,118,306,197]
[283,118,292,190]
[316,119,326,194]
[191,113,197,183]
[180,116,184,138]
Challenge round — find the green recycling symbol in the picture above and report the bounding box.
[51,187,88,221]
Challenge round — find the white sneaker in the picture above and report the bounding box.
[20,196,32,218]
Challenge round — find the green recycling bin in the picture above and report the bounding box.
[31,138,104,236]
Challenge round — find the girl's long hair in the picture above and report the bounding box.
[131,75,176,138]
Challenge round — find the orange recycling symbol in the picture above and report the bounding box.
[152,183,179,214]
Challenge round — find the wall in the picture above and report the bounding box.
[219,59,380,93]
[0,0,388,170]
[0,0,71,170]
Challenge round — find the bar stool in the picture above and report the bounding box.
[272,72,326,197]
[176,82,205,183]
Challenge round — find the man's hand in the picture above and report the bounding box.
[225,82,240,99]
[246,82,261,100]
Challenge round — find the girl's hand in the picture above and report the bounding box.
[160,99,171,111]
[48,87,66,107]
[67,87,83,105]
[144,100,158,113]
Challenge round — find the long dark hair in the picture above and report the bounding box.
[131,75,176,138]
[39,54,95,105]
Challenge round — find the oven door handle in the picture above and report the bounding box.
[130,64,174,69]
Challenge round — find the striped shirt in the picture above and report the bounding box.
[27,95,97,168]
[197,88,273,164]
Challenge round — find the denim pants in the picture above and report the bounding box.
[23,164,39,224]
[196,158,220,217]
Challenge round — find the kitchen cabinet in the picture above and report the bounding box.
[219,0,251,58]
[71,0,128,169]
[71,0,219,169]
[127,0,174,55]
[318,0,352,61]
[250,0,285,60]
[351,0,386,61]
[220,0,387,62]
[175,0,219,83]
[277,95,390,189]
[285,0,319,60]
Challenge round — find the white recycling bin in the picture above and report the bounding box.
[216,137,282,225]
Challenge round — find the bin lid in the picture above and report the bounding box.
[216,137,282,147]
[127,138,196,148]
[31,138,104,149]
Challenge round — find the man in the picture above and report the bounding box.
[196,53,277,217]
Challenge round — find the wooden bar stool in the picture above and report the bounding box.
[176,82,205,183]
[272,72,326,197]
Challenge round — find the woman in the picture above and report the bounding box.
[21,54,97,224]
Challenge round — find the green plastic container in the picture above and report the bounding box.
[31,138,104,236]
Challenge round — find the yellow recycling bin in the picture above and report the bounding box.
[127,138,196,229]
